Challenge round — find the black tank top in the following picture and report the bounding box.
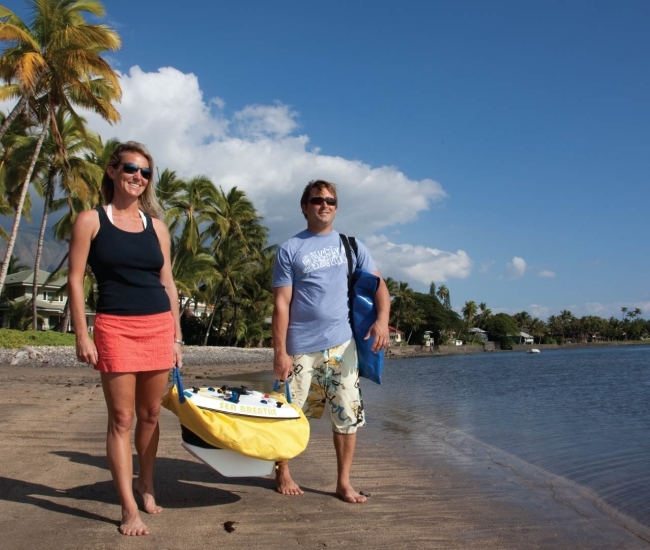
[87,206,171,315]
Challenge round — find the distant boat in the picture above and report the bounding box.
[527,348,540,354]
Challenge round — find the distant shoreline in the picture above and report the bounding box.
[386,339,649,360]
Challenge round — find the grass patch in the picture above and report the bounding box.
[0,329,77,348]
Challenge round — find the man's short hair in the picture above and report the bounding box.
[300,180,338,218]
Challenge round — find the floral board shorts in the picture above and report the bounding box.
[286,338,365,434]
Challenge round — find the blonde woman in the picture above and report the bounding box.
[68,141,182,536]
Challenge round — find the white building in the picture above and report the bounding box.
[0,270,94,331]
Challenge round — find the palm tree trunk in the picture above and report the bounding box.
[57,298,71,333]
[32,176,56,330]
[180,296,192,316]
[202,288,223,346]
[216,307,226,346]
[0,110,51,296]
[0,93,30,142]
[228,305,239,345]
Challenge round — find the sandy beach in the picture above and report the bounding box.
[0,348,647,549]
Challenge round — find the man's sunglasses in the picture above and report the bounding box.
[308,197,337,206]
[120,162,152,180]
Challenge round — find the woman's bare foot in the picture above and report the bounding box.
[336,484,367,504]
[134,479,162,514]
[275,464,304,496]
[119,509,150,536]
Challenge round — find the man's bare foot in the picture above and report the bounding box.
[134,479,162,514]
[119,509,150,536]
[336,484,367,504]
[275,467,304,496]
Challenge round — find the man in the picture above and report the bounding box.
[272,180,390,504]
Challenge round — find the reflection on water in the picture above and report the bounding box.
[363,345,650,530]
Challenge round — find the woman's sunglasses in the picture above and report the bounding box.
[120,162,152,180]
[308,197,337,206]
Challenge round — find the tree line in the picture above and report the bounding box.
[388,282,649,348]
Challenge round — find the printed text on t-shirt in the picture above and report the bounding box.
[301,246,346,273]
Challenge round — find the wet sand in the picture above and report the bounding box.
[0,361,647,549]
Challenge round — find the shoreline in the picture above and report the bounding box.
[0,362,646,548]
[2,340,648,369]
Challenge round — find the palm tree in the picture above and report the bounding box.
[384,276,398,298]
[207,186,267,253]
[529,317,545,344]
[621,306,628,321]
[514,311,532,333]
[24,109,101,328]
[559,310,575,340]
[199,186,267,345]
[156,168,184,216]
[461,300,478,342]
[436,284,451,309]
[0,0,122,295]
[203,236,253,345]
[6,253,28,274]
[165,175,220,261]
[403,309,424,344]
[390,281,415,333]
[172,242,218,315]
[0,108,32,241]
[235,246,275,347]
[546,315,562,341]
[477,302,492,328]
[46,136,109,333]
[462,300,478,327]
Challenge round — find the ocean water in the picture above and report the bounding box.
[363,345,650,532]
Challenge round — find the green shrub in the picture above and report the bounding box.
[499,338,514,351]
[0,329,77,348]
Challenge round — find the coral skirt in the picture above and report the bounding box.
[94,311,175,373]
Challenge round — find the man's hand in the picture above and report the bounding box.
[365,320,390,353]
[273,351,294,381]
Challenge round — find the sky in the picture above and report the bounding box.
[2,0,649,320]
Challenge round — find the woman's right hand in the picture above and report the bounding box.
[76,335,98,365]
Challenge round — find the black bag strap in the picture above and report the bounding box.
[340,234,358,289]
[340,234,357,324]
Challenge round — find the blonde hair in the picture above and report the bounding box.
[101,141,162,219]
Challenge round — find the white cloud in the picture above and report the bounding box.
[584,302,607,315]
[529,304,550,319]
[232,103,299,138]
[538,270,556,278]
[364,235,472,286]
[81,65,447,244]
[506,256,527,279]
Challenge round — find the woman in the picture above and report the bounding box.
[68,141,183,536]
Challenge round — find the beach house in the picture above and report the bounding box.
[0,270,94,331]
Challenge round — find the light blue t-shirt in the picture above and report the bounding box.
[272,229,377,355]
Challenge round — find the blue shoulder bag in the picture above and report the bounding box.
[340,234,384,384]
